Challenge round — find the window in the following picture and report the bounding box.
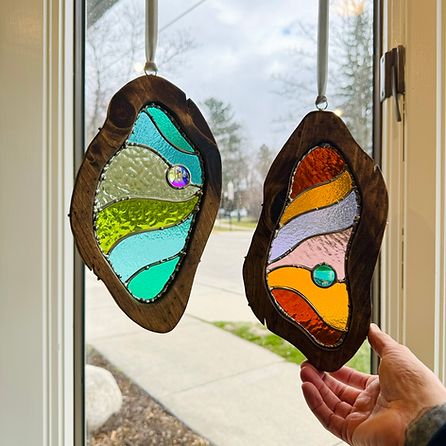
[82,1,376,444]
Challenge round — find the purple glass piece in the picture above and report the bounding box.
[167,165,191,189]
[267,227,353,280]
[268,190,359,263]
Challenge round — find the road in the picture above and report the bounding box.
[187,229,258,322]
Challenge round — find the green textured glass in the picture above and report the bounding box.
[95,145,200,209]
[312,263,336,288]
[128,256,181,301]
[146,106,195,153]
[95,195,200,254]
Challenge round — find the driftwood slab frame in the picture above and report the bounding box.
[70,75,221,333]
[243,111,388,371]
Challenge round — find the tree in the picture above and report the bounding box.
[273,0,373,153]
[332,0,373,152]
[244,144,276,218]
[201,98,248,212]
[257,144,274,180]
[85,0,197,141]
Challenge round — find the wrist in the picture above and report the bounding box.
[405,403,446,446]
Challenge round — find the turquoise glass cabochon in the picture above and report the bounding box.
[93,103,204,303]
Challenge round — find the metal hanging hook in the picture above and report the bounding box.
[315,0,329,110]
[145,0,158,74]
[315,95,328,111]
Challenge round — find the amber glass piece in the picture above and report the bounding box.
[266,266,349,331]
[281,170,352,225]
[290,146,345,199]
[271,288,345,346]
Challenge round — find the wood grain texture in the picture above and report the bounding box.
[243,111,388,371]
[70,75,221,333]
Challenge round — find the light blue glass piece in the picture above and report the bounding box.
[268,190,359,263]
[128,255,181,301]
[146,106,195,154]
[127,112,203,185]
[107,216,193,282]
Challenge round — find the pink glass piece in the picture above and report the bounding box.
[267,227,353,281]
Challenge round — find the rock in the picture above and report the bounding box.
[86,364,123,432]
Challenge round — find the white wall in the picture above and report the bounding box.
[0,0,74,444]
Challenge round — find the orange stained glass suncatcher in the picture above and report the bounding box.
[265,145,360,347]
[244,110,388,371]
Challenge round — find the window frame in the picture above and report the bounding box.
[380,0,446,380]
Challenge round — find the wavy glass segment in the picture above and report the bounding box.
[95,145,200,209]
[93,103,203,303]
[127,111,203,183]
[265,145,361,347]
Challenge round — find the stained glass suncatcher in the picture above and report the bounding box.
[94,104,203,303]
[243,111,388,371]
[265,144,361,347]
[71,75,221,332]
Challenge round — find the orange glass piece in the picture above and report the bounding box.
[290,146,345,199]
[271,288,345,346]
[266,266,349,331]
[280,170,353,225]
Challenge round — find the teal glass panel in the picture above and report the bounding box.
[146,106,195,154]
[107,216,193,282]
[94,102,205,304]
[128,255,181,301]
[95,145,200,209]
[127,112,203,184]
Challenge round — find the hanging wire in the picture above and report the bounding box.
[159,0,209,33]
[145,0,158,74]
[315,0,329,110]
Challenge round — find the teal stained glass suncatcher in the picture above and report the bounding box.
[71,75,221,332]
[94,104,203,302]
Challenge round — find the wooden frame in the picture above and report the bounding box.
[243,111,388,371]
[70,75,221,333]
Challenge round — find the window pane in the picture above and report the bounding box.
[85,1,374,444]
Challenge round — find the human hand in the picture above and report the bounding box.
[300,323,446,446]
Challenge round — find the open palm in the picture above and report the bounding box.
[300,324,446,446]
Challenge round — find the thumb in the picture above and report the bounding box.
[368,323,399,358]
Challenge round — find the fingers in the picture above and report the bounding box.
[322,372,362,405]
[368,323,399,358]
[330,365,373,390]
[301,361,361,409]
[300,363,353,417]
[301,382,346,440]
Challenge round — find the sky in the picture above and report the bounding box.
[87,0,372,153]
[156,0,319,150]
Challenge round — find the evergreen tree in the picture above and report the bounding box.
[274,0,373,153]
[202,98,247,212]
[333,1,373,152]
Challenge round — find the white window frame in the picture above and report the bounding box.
[0,0,75,444]
[380,0,446,380]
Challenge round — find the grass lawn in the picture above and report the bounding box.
[213,218,257,232]
[213,321,371,374]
